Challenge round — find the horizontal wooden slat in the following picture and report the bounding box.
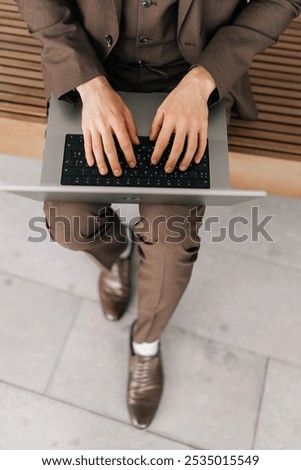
[265,47,301,58]
[0,111,46,123]
[250,76,301,92]
[0,65,43,79]
[0,91,46,107]
[0,56,42,70]
[0,10,22,20]
[1,73,45,88]
[228,127,301,146]
[228,146,297,161]
[255,53,301,67]
[0,82,46,98]
[0,17,28,28]
[256,102,301,117]
[229,136,300,156]
[277,33,301,45]
[0,40,41,54]
[230,118,300,137]
[0,100,47,117]
[251,85,301,100]
[254,94,301,109]
[0,25,29,36]
[251,111,300,127]
[251,61,301,76]
[1,0,19,5]
[0,4,18,13]
[0,48,42,62]
[0,32,41,46]
[249,68,301,84]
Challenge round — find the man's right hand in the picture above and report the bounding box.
[77,76,139,176]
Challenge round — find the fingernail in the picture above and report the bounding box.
[179,165,187,171]
[195,159,201,164]
[151,159,158,165]
[129,161,136,168]
[165,166,173,173]
[100,167,107,175]
[113,169,122,177]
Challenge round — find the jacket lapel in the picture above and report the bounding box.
[177,0,194,34]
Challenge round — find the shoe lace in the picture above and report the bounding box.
[130,357,158,403]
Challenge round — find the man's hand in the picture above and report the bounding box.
[77,76,139,176]
[150,66,216,172]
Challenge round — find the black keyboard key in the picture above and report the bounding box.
[63,168,77,176]
[73,177,82,185]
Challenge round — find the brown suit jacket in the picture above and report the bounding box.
[16,0,301,118]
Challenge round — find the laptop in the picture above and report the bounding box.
[1,92,267,205]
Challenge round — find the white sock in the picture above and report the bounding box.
[132,338,160,357]
[120,225,133,259]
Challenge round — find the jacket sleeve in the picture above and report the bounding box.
[14,0,106,99]
[196,0,301,99]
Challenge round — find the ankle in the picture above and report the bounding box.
[132,338,160,357]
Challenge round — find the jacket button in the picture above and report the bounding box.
[105,35,113,47]
[142,0,152,6]
[139,36,149,43]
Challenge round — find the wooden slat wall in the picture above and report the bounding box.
[228,16,301,162]
[0,0,47,123]
[0,0,301,163]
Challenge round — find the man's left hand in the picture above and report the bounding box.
[149,65,216,172]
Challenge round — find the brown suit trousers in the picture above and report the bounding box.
[44,200,205,343]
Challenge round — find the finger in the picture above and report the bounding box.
[149,108,164,141]
[194,122,208,164]
[178,130,198,171]
[102,130,122,177]
[124,108,140,145]
[164,126,186,173]
[83,129,95,167]
[151,122,174,164]
[114,122,137,169]
[90,131,108,175]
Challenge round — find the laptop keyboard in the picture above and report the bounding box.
[61,134,210,188]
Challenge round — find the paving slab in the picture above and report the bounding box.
[0,382,189,450]
[202,197,301,272]
[47,300,266,449]
[255,359,301,450]
[171,241,301,365]
[0,272,79,392]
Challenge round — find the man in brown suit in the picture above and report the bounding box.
[16,0,301,429]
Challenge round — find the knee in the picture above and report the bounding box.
[43,201,76,249]
[43,200,111,251]
[134,212,202,264]
[134,205,205,248]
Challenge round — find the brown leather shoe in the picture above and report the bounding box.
[98,230,133,321]
[127,323,163,429]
